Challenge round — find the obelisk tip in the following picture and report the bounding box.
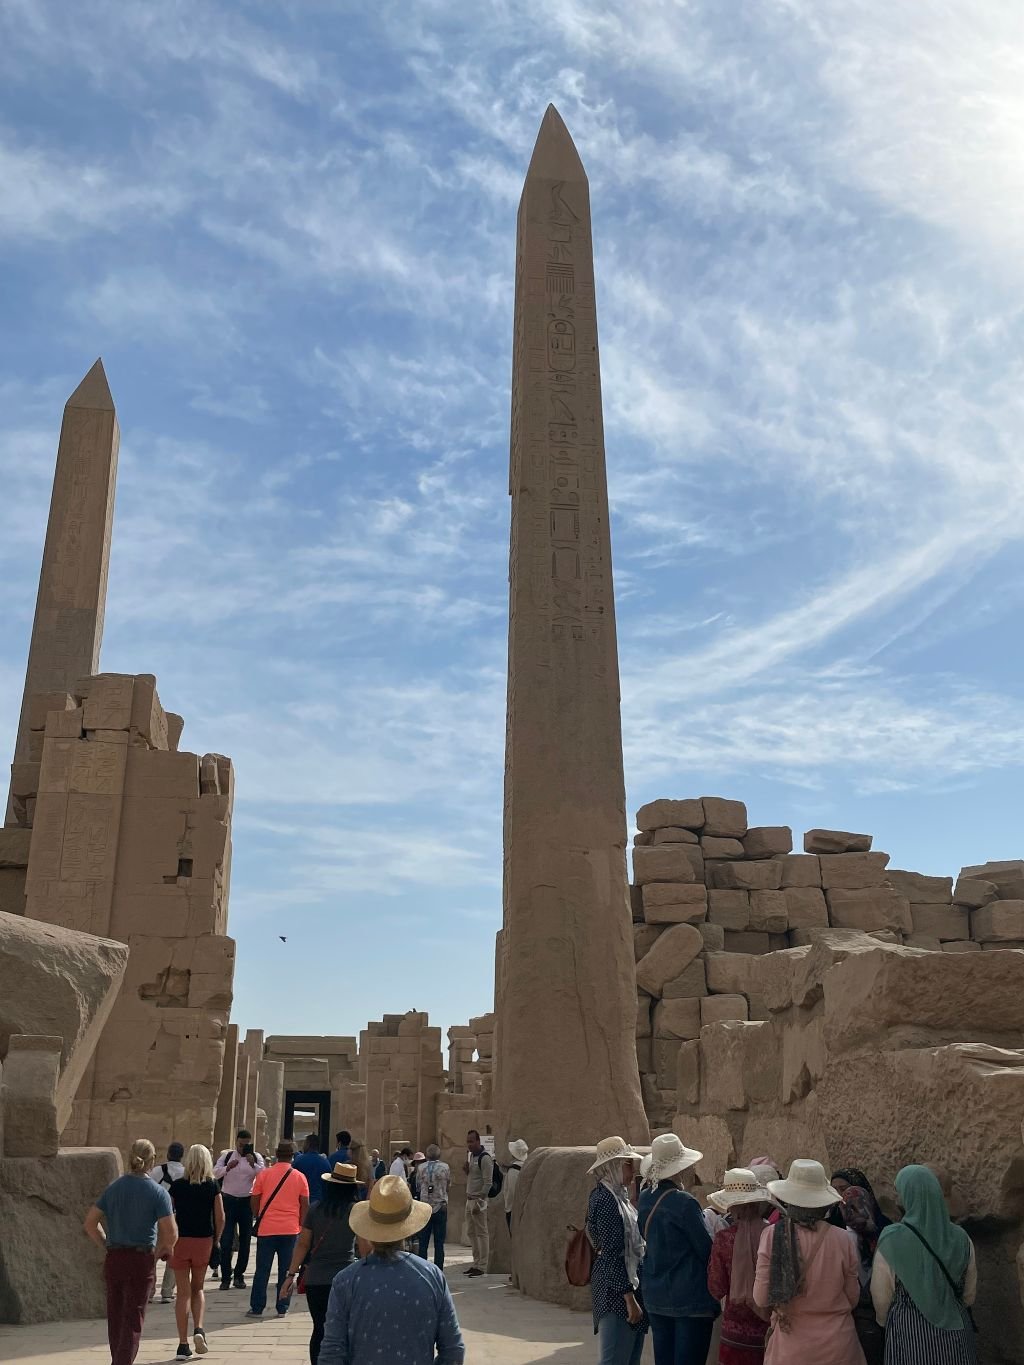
[66,358,115,412]
[525,103,587,183]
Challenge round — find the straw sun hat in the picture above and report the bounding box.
[321,1162,359,1185]
[767,1159,842,1208]
[708,1168,774,1213]
[587,1136,643,1174]
[348,1174,432,1243]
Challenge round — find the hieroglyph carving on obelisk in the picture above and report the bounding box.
[6,360,119,825]
[496,107,648,1147]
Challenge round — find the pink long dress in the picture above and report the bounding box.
[753,1222,865,1365]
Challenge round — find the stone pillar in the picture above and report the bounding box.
[213,1022,239,1153]
[495,106,648,1148]
[0,1035,62,1157]
[6,360,118,826]
[259,1059,285,1148]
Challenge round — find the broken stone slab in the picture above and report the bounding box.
[27,692,76,732]
[910,904,970,941]
[636,799,705,832]
[776,854,822,888]
[886,871,953,904]
[742,826,793,859]
[672,1114,736,1186]
[827,887,912,935]
[653,998,701,1041]
[711,861,783,892]
[804,829,873,854]
[642,883,707,924]
[700,1020,779,1112]
[701,836,744,859]
[724,930,771,954]
[633,845,697,885]
[952,878,998,909]
[704,952,759,997]
[701,797,748,838]
[941,940,981,953]
[652,827,698,844]
[980,941,1024,951]
[0,912,127,1133]
[971,902,1024,942]
[700,994,749,1026]
[635,922,703,997]
[1,1035,61,1156]
[749,890,788,933]
[784,886,829,930]
[905,933,941,951]
[819,852,891,890]
[662,958,708,998]
[708,889,750,930]
[676,1040,700,1106]
[0,828,32,868]
[959,860,1024,893]
[634,923,662,961]
[699,922,725,952]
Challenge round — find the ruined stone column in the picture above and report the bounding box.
[6,360,118,826]
[495,107,648,1147]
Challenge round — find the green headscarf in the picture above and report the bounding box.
[876,1165,971,1331]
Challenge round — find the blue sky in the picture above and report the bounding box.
[3,2,1024,1042]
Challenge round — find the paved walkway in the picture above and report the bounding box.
[0,1247,638,1364]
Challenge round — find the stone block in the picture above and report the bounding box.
[129,675,168,750]
[700,994,748,1026]
[724,930,771,954]
[652,827,698,844]
[662,959,708,998]
[941,940,981,953]
[708,889,750,931]
[699,922,725,952]
[804,829,872,854]
[743,826,792,859]
[633,845,697,886]
[1,1035,62,1156]
[905,933,941,951]
[959,861,1024,894]
[0,829,32,868]
[777,854,822,888]
[711,861,782,892]
[81,674,136,731]
[634,923,662,960]
[673,1114,735,1185]
[886,871,953,904]
[652,997,702,1041]
[701,836,744,859]
[827,887,912,934]
[28,692,76,732]
[633,830,653,846]
[123,748,200,799]
[635,1037,652,1073]
[635,922,703,997]
[910,904,970,941]
[819,852,890,890]
[45,707,85,740]
[971,902,1024,942]
[636,993,652,1038]
[784,887,829,930]
[980,941,1024,950]
[636,799,704,832]
[166,713,185,751]
[701,797,747,838]
[701,1020,778,1111]
[654,1036,685,1088]
[630,883,644,921]
[676,1040,700,1106]
[953,878,998,909]
[642,883,707,924]
[0,912,127,1132]
[749,890,787,933]
[704,952,758,997]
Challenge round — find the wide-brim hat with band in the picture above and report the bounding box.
[587,1136,643,1174]
[322,1162,359,1185]
[649,1132,702,1181]
[509,1139,529,1162]
[708,1168,774,1212]
[768,1159,842,1209]
[348,1174,432,1242]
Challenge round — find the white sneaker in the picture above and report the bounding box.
[193,1329,208,1356]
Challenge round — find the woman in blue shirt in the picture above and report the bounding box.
[637,1133,720,1365]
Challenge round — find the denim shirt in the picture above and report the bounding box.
[637,1182,720,1319]
[318,1252,465,1365]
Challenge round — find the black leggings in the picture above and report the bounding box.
[305,1283,332,1365]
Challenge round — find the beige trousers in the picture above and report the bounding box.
[465,1198,489,1271]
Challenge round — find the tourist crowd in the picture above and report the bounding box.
[586,1133,978,1365]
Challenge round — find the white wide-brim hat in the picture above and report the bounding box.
[508,1139,529,1162]
[348,1175,432,1243]
[767,1159,842,1209]
[649,1132,702,1181]
[708,1168,774,1213]
[588,1136,643,1174]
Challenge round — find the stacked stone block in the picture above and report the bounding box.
[359,1011,444,1155]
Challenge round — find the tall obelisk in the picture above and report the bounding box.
[5,359,119,825]
[495,107,648,1146]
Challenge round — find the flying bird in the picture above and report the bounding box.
[279,936,287,943]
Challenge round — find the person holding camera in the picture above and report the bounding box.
[415,1145,451,1268]
[214,1128,265,1290]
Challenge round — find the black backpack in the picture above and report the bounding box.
[478,1152,503,1199]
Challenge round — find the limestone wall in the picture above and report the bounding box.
[359,1011,444,1155]
[632,795,1024,1131]
[447,1013,494,1107]
[18,674,235,1154]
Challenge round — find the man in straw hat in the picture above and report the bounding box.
[318,1174,465,1365]
[637,1133,720,1364]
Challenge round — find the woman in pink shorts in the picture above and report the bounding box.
[169,1146,225,1359]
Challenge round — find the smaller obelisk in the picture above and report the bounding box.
[6,360,119,825]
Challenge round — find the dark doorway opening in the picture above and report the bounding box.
[283,1089,331,1154]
